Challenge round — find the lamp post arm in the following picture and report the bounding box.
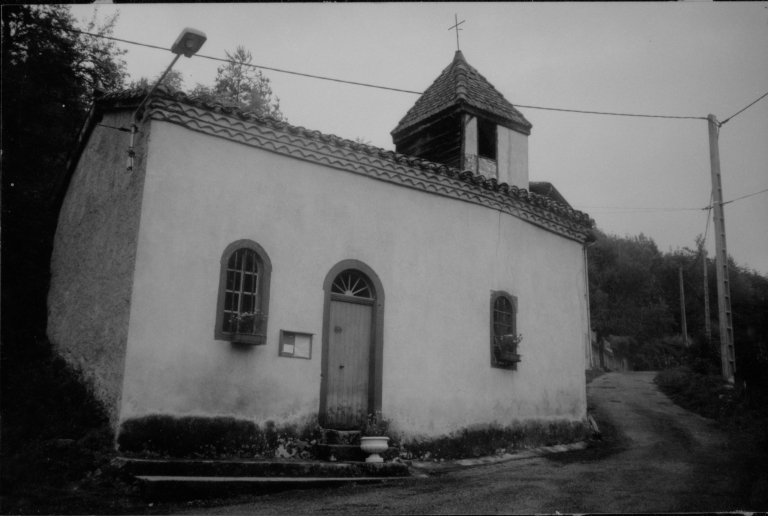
[133,53,182,124]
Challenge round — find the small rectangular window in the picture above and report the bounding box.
[280,331,313,359]
[490,291,520,369]
[477,119,497,160]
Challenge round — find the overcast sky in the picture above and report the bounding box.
[71,3,768,275]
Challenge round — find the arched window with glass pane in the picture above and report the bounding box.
[215,240,272,345]
[490,291,519,369]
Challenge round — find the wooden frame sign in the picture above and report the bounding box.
[280,331,313,359]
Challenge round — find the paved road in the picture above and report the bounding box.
[181,372,756,514]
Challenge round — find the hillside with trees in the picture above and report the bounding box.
[588,229,768,391]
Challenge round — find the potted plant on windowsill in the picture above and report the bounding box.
[228,311,266,345]
[495,333,522,363]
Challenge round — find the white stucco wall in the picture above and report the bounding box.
[119,120,587,437]
[497,125,529,190]
[48,110,150,427]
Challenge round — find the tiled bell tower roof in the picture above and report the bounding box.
[391,51,532,139]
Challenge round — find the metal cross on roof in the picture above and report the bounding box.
[448,14,465,51]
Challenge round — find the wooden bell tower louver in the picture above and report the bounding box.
[391,51,533,189]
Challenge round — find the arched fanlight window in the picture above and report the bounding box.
[331,270,374,299]
[215,240,272,345]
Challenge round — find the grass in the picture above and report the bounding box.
[117,414,322,459]
[585,368,605,385]
[399,420,588,461]
[0,335,143,514]
[655,365,768,507]
[655,366,768,442]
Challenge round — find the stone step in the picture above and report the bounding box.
[116,457,409,478]
[315,444,400,462]
[136,475,391,502]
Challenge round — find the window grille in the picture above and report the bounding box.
[223,249,259,333]
[490,291,519,369]
[215,240,272,345]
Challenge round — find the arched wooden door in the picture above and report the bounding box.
[320,263,384,429]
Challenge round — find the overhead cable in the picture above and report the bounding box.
[193,53,424,95]
[720,92,768,125]
[577,187,768,214]
[718,187,768,206]
[511,104,706,121]
[36,21,714,120]
[575,206,702,212]
[32,22,424,95]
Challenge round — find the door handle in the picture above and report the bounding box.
[339,365,345,369]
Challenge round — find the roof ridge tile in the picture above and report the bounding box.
[96,87,591,230]
[392,51,532,138]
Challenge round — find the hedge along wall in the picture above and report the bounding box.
[117,414,323,459]
[117,414,588,460]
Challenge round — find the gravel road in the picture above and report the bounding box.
[180,372,759,514]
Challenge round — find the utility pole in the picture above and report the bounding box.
[702,248,711,342]
[679,267,688,346]
[707,114,736,382]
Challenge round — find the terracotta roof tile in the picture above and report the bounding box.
[96,87,591,232]
[391,51,532,138]
[529,182,572,209]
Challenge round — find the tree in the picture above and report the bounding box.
[588,230,675,367]
[2,5,128,338]
[189,46,284,120]
[128,68,185,92]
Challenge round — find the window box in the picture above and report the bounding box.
[495,349,521,364]
[229,332,266,346]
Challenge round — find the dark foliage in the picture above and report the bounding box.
[1,6,130,511]
[117,415,323,459]
[588,230,768,385]
[118,415,267,458]
[400,421,587,461]
[656,362,768,509]
[0,336,117,497]
[0,338,111,450]
[2,6,127,340]
[655,366,768,454]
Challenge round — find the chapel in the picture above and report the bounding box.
[48,50,595,446]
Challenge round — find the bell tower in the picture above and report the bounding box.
[391,51,532,189]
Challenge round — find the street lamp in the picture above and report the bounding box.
[128,28,207,171]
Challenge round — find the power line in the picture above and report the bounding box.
[512,104,706,121]
[37,21,713,120]
[35,23,425,95]
[719,187,768,206]
[579,210,705,215]
[576,187,768,214]
[720,92,768,125]
[192,53,423,95]
[575,206,702,212]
